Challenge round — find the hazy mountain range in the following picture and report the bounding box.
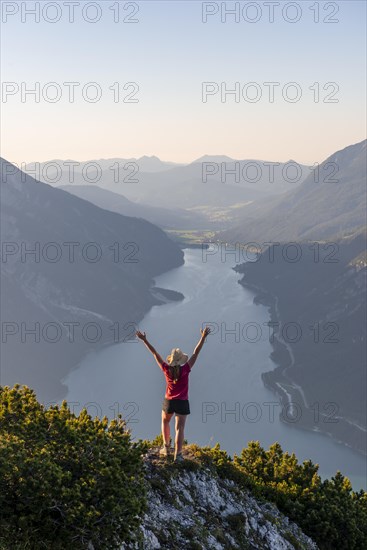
[25,155,310,227]
[219,139,366,243]
[26,155,184,175]
[58,185,210,230]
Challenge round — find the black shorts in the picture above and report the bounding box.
[162,398,190,415]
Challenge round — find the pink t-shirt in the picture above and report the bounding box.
[160,361,191,400]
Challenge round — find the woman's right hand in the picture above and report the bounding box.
[201,326,211,339]
[136,330,147,342]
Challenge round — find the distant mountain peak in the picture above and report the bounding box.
[138,155,161,161]
[192,154,237,164]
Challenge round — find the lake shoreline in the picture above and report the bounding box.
[235,272,367,457]
[54,284,185,405]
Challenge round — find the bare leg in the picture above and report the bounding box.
[161,411,173,446]
[174,414,187,455]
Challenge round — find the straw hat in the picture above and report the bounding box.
[166,348,188,367]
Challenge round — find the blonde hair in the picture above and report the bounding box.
[168,364,181,384]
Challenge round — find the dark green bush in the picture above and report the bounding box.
[0,385,148,549]
[234,440,367,549]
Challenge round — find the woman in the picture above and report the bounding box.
[136,326,211,462]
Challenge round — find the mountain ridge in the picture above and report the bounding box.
[217,139,366,243]
[0,158,184,401]
[58,184,210,230]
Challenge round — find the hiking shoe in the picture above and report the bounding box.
[174,452,184,463]
[159,444,171,457]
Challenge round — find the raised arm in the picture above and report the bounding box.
[136,330,164,368]
[188,326,211,370]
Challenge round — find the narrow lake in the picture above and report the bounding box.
[64,248,366,490]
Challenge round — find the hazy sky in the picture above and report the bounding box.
[1,1,366,165]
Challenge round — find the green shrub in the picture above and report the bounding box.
[191,443,252,490]
[150,433,164,447]
[234,440,367,550]
[0,385,148,549]
[149,433,188,447]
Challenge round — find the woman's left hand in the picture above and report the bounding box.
[136,330,147,342]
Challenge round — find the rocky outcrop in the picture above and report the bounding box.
[122,447,318,550]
